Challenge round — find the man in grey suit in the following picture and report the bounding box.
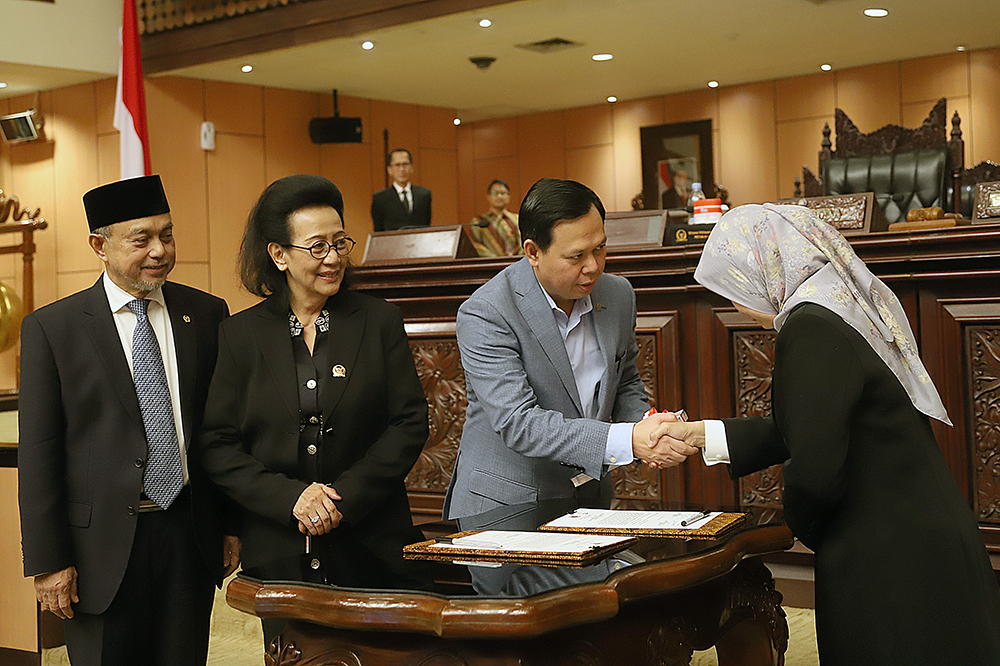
[443,178,686,520]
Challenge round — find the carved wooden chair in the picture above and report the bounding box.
[795,99,966,225]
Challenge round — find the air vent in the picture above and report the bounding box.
[516,38,581,54]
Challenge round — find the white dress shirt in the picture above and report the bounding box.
[537,281,634,468]
[103,272,189,483]
[702,419,730,466]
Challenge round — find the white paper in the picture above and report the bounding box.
[428,530,633,554]
[542,508,721,531]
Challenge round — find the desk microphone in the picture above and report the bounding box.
[467,218,490,228]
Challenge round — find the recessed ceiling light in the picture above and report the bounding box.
[479,19,492,28]
[0,82,7,89]
[241,65,253,73]
[607,96,617,103]
[956,45,967,52]
[362,41,375,50]
[821,64,832,71]
[453,118,461,126]
[864,8,888,17]
[592,53,613,62]
[708,80,719,88]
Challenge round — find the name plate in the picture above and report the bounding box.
[363,225,478,264]
[773,192,887,235]
[604,210,668,249]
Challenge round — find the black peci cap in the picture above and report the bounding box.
[83,175,170,232]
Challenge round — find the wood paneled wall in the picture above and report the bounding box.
[2,47,1000,394]
[458,49,1000,224]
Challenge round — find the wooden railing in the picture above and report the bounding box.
[138,0,311,35]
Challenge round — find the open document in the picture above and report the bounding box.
[404,529,637,567]
[538,508,746,539]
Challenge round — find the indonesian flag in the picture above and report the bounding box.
[114,0,151,179]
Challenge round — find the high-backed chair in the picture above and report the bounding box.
[796,99,964,225]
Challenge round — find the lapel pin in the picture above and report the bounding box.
[595,303,602,311]
[183,315,192,323]
[332,365,346,378]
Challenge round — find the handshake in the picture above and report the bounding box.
[631,409,707,469]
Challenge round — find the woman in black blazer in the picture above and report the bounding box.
[198,175,430,642]
[652,204,1000,665]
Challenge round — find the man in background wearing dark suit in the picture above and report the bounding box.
[18,175,239,666]
[370,148,432,231]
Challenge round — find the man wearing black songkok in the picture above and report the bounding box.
[18,175,239,666]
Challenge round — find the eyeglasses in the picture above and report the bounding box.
[389,162,412,169]
[284,237,356,259]
[489,190,510,197]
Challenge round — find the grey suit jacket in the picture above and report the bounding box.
[443,257,650,519]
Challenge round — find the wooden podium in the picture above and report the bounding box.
[363,225,479,264]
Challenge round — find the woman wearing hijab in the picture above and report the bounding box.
[197,175,430,643]
[651,203,1000,665]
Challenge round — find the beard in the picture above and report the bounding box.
[112,263,172,295]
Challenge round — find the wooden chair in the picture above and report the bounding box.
[795,99,967,224]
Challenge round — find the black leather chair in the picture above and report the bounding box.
[797,99,965,225]
[822,148,951,225]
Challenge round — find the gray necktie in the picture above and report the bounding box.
[128,298,183,508]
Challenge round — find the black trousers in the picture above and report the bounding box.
[63,490,216,666]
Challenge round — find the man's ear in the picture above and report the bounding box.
[88,234,108,262]
[523,239,540,267]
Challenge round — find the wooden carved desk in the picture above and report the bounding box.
[227,505,794,666]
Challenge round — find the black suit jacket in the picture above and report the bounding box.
[371,185,432,232]
[18,279,230,614]
[719,303,1000,664]
[197,288,429,584]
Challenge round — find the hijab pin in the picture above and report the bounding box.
[332,364,346,378]
[183,315,192,323]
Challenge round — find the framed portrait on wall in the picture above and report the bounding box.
[640,120,714,211]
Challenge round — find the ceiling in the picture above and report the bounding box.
[4,0,1000,122]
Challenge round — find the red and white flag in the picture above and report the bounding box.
[114,0,151,179]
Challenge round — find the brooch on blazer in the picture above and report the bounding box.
[183,315,192,323]
[332,364,346,378]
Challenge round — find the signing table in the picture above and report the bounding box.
[227,501,794,666]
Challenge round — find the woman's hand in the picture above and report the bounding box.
[292,483,343,536]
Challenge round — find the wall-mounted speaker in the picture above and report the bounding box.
[309,117,363,144]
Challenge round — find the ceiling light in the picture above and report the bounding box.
[607,96,617,103]
[362,41,375,50]
[454,118,461,126]
[821,64,832,71]
[864,8,888,17]
[0,82,7,89]
[241,65,253,73]
[592,53,613,62]
[956,45,967,52]
[708,80,719,88]
[479,19,492,28]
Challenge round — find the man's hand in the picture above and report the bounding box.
[632,412,698,468]
[292,483,343,536]
[34,566,79,619]
[222,535,242,578]
[645,420,708,469]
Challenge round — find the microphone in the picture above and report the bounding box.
[467,217,490,228]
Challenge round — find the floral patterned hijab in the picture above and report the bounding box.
[694,203,950,425]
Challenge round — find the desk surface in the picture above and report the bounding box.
[227,501,792,640]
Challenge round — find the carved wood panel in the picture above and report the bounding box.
[733,331,783,508]
[406,338,466,494]
[968,326,1000,523]
[405,330,672,513]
